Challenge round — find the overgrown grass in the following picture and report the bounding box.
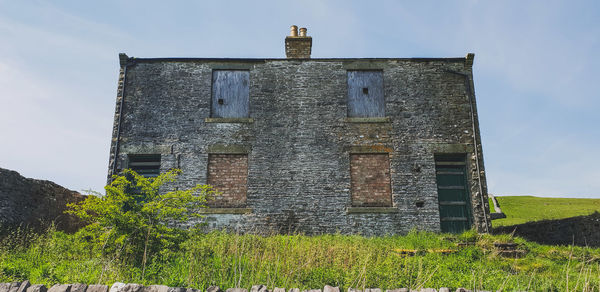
[492,196,600,227]
[1,227,600,291]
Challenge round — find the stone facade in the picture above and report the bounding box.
[107,32,491,235]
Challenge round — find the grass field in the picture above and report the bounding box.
[1,228,600,291]
[490,195,600,227]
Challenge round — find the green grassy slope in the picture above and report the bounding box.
[491,195,600,227]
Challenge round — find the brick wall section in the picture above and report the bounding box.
[207,154,248,207]
[285,37,312,58]
[108,57,492,235]
[350,154,392,207]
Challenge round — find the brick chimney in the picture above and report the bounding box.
[285,25,312,59]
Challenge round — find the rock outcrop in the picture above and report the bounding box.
[0,167,86,232]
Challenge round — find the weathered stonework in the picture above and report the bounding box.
[107,52,491,235]
[0,168,86,232]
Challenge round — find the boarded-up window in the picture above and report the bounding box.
[207,154,248,207]
[211,70,250,118]
[350,153,392,207]
[435,154,472,233]
[128,154,161,178]
[347,71,384,117]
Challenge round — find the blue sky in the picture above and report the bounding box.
[0,1,598,197]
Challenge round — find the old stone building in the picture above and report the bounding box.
[107,26,491,235]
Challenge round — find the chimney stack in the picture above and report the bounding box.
[285,25,312,59]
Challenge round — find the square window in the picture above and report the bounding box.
[128,154,161,178]
[207,154,248,207]
[350,153,392,207]
[347,71,384,117]
[211,70,250,118]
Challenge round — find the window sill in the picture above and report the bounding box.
[346,207,396,214]
[205,118,254,123]
[345,117,391,123]
[198,208,253,214]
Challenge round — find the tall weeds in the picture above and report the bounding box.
[1,227,599,291]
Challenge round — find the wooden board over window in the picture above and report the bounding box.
[347,70,384,117]
[211,70,250,118]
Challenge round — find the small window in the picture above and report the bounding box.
[128,154,161,178]
[207,154,248,207]
[350,153,392,207]
[211,70,250,118]
[347,71,384,117]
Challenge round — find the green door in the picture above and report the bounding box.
[435,154,472,233]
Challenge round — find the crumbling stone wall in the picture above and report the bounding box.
[107,56,490,235]
[0,168,85,232]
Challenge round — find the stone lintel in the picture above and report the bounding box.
[347,207,397,214]
[199,208,253,214]
[349,145,394,154]
[121,144,171,155]
[345,117,390,123]
[207,144,251,154]
[430,143,473,154]
[210,64,254,70]
[205,118,254,123]
[342,62,385,70]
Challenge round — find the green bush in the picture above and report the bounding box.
[67,169,215,277]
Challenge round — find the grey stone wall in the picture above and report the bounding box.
[107,56,491,235]
[0,167,85,232]
[0,282,467,292]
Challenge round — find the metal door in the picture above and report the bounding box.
[435,154,472,233]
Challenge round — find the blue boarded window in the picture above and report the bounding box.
[211,70,250,118]
[347,71,384,117]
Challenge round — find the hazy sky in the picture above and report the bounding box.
[0,1,598,198]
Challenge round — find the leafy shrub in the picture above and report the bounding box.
[67,169,215,276]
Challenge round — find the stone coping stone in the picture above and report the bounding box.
[70,284,87,292]
[87,286,108,292]
[0,283,470,292]
[48,284,71,292]
[26,285,47,292]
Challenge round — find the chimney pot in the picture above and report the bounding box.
[299,27,307,37]
[290,25,298,37]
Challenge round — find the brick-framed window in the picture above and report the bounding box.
[350,153,392,207]
[207,154,248,207]
[347,70,384,118]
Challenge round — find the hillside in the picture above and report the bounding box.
[491,195,600,227]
